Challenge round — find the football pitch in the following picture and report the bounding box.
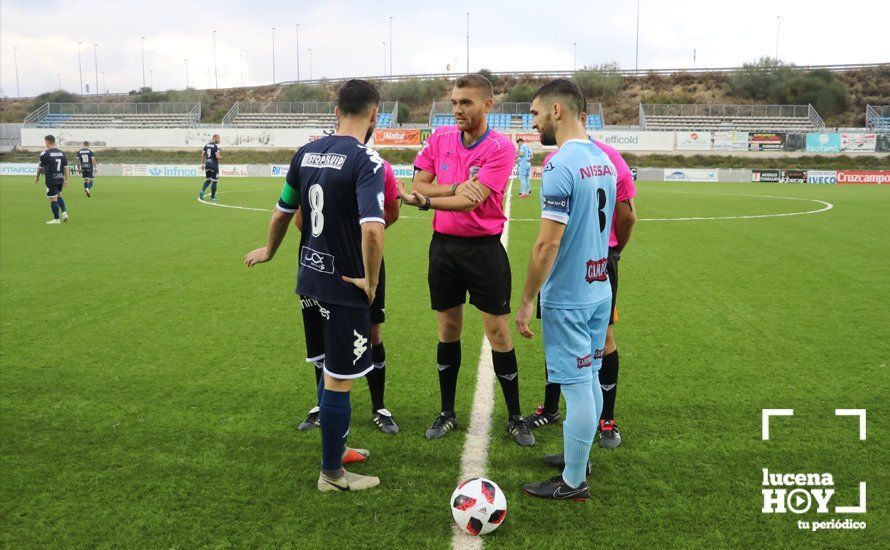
[1,175,887,548]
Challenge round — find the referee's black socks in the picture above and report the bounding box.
[493,349,521,419]
[599,350,619,422]
[437,340,461,415]
[366,342,387,412]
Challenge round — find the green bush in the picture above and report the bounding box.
[729,57,799,100]
[642,92,697,104]
[572,63,624,100]
[477,69,499,87]
[29,90,78,110]
[277,83,329,102]
[504,83,535,103]
[774,69,850,117]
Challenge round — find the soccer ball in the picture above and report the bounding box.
[450,477,507,536]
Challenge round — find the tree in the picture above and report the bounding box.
[504,83,535,103]
[572,63,624,100]
[729,57,798,101]
[775,69,850,117]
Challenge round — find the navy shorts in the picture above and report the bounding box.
[81,168,93,179]
[205,168,218,180]
[299,298,373,380]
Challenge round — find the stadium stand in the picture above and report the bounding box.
[24,103,201,128]
[223,101,398,128]
[639,103,823,132]
[429,102,605,130]
[866,105,890,131]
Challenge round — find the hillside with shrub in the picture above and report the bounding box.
[1,61,887,126]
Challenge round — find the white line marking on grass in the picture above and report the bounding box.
[197,196,272,212]
[200,190,833,223]
[451,182,513,550]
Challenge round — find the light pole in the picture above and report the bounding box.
[185,59,189,88]
[271,27,276,84]
[634,0,640,75]
[140,36,146,88]
[149,68,153,89]
[101,71,106,93]
[296,24,301,81]
[213,30,218,88]
[775,16,781,60]
[57,73,62,90]
[466,11,470,73]
[239,53,244,87]
[13,46,20,98]
[93,44,99,96]
[383,42,387,75]
[78,41,83,94]
[308,48,312,80]
[573,42,577,72]
[389,16,393,76]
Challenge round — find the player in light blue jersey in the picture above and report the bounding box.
[516,138,533,197]
[516,79,617,501]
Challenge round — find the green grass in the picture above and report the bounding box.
[1,176,887,548]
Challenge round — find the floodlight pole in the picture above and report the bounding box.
[309,48,312,80]
[185,59,189,88]
[775,16,781,60]
[102,71,106,93]
[240,53,244,87]
[213,30,218,88]
[57,73,62,90]
[78,42,83,95]
[634,0,640,75]
[389,16,393,76]
[13,46,20,98]
[383,42,387,75]
[466,11,470,73]
[272,27,276,84]
[296,24,301,81]
[93,44,99,96]
[573,42,577,72]
[141,37,146,89]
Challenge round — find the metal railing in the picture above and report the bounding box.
[642,103,815,118]
[866,105,890,129]
[278,63,887,87]
[222,101,397,126]
[24,103,49,125]
[24,102,201,126]
[808,104,825,129]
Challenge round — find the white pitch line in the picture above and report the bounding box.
[199,190,834,223]
[450,182,513,550]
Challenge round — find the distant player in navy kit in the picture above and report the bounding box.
[245,80,386,493]
[35,135,70,224]
[199,134,221,202]
[77,141,96,197]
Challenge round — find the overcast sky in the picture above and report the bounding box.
[1,0,888,98]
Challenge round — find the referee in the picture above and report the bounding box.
[400,74,534,447]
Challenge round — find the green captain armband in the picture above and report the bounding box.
[278,183,300,210]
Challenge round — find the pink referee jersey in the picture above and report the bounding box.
[543,139,636,247]
[383,160,400,203]
[414,126,515,237]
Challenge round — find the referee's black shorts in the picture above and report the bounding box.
[428,232,511,316]
[607,247,619,325]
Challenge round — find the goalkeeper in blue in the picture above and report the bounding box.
[515,79,616,501]
[516,137,533,197]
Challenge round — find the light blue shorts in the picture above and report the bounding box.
[518,164,531,177]
[541,299,611,385]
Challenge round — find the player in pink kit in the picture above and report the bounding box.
[400,74,535,447]
[294,159,402,436]
[524,129,637,452]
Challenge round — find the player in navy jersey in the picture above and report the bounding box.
[245,80,386,493]
[199,134,221,202]
[35,135,70,224]
[515,80,616,500]
[76,141,96,197]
